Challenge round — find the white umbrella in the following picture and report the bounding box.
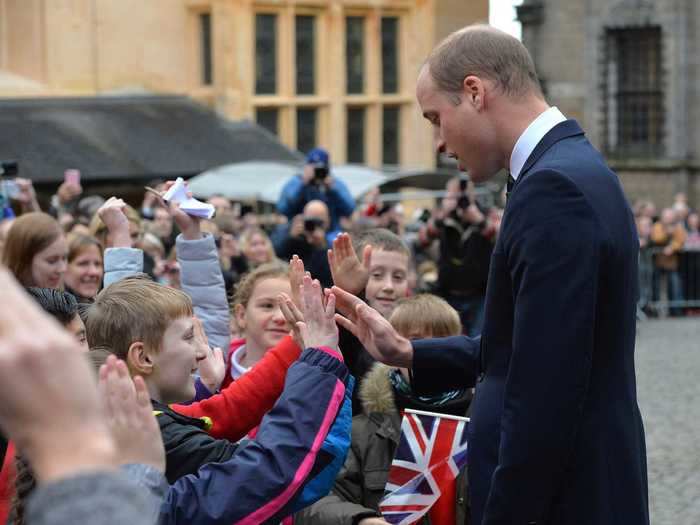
[187,161,300,201]
[188,161,388,203]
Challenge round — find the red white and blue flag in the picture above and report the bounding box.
[379,409,469,525]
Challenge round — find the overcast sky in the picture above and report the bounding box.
[489,0,523,39]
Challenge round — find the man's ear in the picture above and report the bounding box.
[126,341,154,376]
[463,75,485,109]
[234,304,246,332]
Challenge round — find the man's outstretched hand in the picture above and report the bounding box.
[331,286,413,368]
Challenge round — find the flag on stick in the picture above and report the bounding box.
[379,409,469,525]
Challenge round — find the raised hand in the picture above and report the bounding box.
[148,181,202,240]
[98,355,165,473]
[98,196,132,248]
[332,286,413,368]
[193,316,225,393]
[288,255,306,310]
[56,180,83,205]
[297,275,339,352]
[327,233,372,295]
[278,292,305,349]
[14,178,40,212]
[0,268,116,483]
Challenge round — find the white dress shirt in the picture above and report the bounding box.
[509,106,567,181]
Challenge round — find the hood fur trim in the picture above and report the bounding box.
[359,363,398,416]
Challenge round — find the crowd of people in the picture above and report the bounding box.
[0,23,661,525]
[634,192,700,317]
[0,141,508,525]
[0,147,694,525]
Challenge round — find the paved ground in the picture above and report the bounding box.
[635,318,700,525]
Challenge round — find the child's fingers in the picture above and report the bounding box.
[287,297,304,321]
[362,244,373,269]
[212,347,224,364]
[296,321,308,347]
[325,292,336,318]
[278,299,296,325]
[133,376,151,411]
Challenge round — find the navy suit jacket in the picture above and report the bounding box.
[411,121,649,525]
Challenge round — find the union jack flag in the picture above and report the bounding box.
[379,409,469,525]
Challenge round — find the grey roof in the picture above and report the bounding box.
[0,95,302,183]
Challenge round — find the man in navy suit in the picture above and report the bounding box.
[334,25,649,525]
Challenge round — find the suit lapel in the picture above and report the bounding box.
[513,119,585,190]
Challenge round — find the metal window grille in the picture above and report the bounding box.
[382,106,400,165]
[255,14,277,95]
[296,108,317,155]
[295,15,315,95]
[346,17,365,94]
[381,17,399,94]
[604,26,664,156]
[199,13,213,86]
[346,107,366,163]
[256,108,279,136]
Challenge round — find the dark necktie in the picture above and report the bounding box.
[506,172,515,202]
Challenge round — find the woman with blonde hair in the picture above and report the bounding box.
[63,234,104,302]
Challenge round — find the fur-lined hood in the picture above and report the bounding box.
[358,363,399,416]
[359,362,473,418]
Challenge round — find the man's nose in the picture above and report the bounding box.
[434,136,446,155]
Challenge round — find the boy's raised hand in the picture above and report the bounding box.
[297,275,339,352]
[0,268,116,483]
[98,355,165,473]
[98,196,132,248]
[193,316,225,393]
[327,233,372,295]
[332,286,413,368]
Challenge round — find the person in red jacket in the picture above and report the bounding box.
[173,257,309,442]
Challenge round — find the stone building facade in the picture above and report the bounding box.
[0,0,487,171]
[517,0,698,206]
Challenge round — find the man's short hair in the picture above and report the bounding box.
[389,294,462,339]
[86,275,192,360]
[427,24,542,100]
[352,228,410,258]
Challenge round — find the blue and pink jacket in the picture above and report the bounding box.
[158,346,353,525]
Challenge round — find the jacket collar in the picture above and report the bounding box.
[514,119,585,189]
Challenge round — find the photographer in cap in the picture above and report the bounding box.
[277,148,355,243]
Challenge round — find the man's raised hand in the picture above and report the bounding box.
[332,286,413,368]
[328,233,372,295]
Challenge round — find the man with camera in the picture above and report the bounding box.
[276,200,333,286]
[277,148,355,244]
[420,176,499,336]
